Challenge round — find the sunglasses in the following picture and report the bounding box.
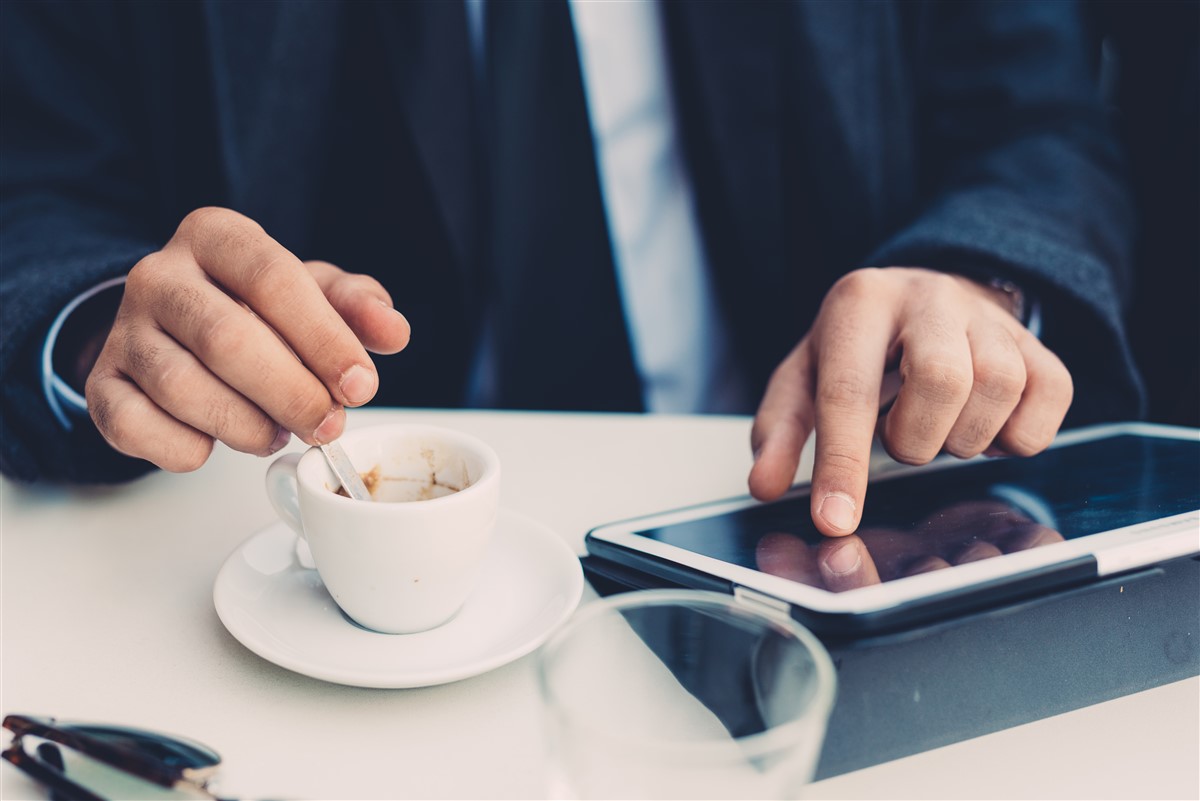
[2,714,235,801]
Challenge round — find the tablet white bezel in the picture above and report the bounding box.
[587,423,1200,616]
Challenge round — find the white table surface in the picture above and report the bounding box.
[2,409,1197,800]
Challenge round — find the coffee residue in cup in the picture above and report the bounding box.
[333,463,466,502]
[335,465,382,499]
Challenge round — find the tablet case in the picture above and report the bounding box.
[581,553,1200,780]
[584,532,1104,638]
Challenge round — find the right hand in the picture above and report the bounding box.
[748,267,1073,537]
[85,207,411,471]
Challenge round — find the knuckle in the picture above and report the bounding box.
[278,385,332,429]
[125,253,169,299]
[1002,426,1055,457]
[324,273,364,307]
[764,347,807,393]
[126,256,210,330]
[351,272,386,295]
[179,206,240,238]
[944,419,994,458]
[246,415,282,453]
[750,419,768,452]
[926,272,962,301]
[240,250,299,299]
[203,394,240,440]
[295,320,345,362]
[942,441,977,460]
[817,368,874,409]
[83,374,216,470]
[1024,339,1073,400]
[884,436,938,465]
[86,382,116,440]
[827,268,884,305]
[185,209,272,273]
[336,273,388,304]
[971,359,1026,404]
[159,279,208,328]
[152,359,199,408]
[882,411,943,464]
[99,398,143,455]
[127,251,161,280]
[199,396,279,455]
[120,330,164,379]
[1044,360,1074,405]
[304,259,345,283]
[903,358,972,405]
[816,446,869,480]
[194,313,248,361]
[160,434,214,473]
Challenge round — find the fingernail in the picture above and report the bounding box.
[340,365,375,405]
[818,492,856,533]
[267,426,291,455]
[824,541,861,575]
[378,298,406,318]
[314,408,343,444]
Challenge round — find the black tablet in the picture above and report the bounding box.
[585,424,1200,636]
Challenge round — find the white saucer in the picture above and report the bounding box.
[213,509,584,688]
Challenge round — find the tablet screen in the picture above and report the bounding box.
[634,435,1199,592]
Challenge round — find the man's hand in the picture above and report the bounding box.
[749,267,1072,536]
[85,207,411,472]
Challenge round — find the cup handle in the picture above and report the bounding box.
[265,452,315,569]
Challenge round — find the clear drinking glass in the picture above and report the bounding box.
[536,590,837,800]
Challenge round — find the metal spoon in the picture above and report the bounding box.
[320,441,372,501]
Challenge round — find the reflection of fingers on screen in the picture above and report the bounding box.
[901,554,952,577]
[951,540,1004,565]
[818,537,880,592]
[987,484,1058,529]
[1000,524,1066,554]
[755,532,822,588]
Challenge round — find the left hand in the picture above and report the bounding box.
[748,267,1073,537]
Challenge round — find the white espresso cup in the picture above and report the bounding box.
[265,424,501,634]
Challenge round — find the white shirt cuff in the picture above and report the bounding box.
[41,276,127,430]
[1026,298,1043,340]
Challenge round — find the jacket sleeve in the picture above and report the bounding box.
[1,1,158,483]
[866,0,1143,425]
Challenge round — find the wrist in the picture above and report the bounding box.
[982,277,1026,323]
[53,284,122,392]
[947,272,1027,323]
[43,278,125,430]
[71,325,113,390]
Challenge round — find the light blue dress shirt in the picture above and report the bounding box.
[465,0,748,414]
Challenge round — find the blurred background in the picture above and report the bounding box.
[1091,0,1199,427]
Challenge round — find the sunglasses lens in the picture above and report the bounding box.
[17,735,213,801]
[65,725,221,772]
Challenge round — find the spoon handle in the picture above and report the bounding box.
[320,441,372,501]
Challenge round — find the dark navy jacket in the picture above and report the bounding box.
[0,1,1141,483]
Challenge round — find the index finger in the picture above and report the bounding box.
[809,287,894,536]
[175,208,378,408]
